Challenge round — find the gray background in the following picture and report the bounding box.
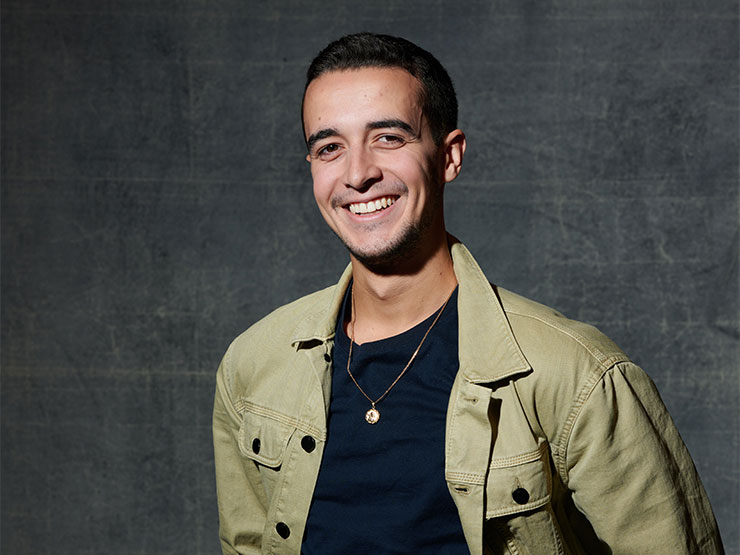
[2,1,738,553]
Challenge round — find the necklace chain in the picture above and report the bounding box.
[346,287,453,424]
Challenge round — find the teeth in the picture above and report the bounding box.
[349,197,395,215]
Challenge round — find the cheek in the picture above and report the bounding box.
[312,182,329,209]
[396,160,436,197]
[311,162,348,205]
[310,167,330,200]
[387,149,435,179]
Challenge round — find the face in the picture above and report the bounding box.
[302,67,464,271]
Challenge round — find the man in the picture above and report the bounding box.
[213,33,723,554]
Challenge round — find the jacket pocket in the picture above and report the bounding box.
[485,442,566,555]
[486,441,551,518]
[238,408,296,469]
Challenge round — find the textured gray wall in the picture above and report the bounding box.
[2,1,738,553]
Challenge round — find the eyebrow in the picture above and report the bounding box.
[306,128,339,153]
[306,119,419,152]
[366,119,417,137]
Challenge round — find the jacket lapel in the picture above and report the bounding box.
[446,241,533,554]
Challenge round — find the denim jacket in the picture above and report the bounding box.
[213,242,723,554]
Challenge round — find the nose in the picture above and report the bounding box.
[345,147,382,190]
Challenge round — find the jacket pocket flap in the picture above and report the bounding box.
[238,410,295,468]
[486,443,551,519]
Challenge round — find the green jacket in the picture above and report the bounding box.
[213,242,723,554]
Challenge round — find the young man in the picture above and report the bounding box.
[213,33,723,554]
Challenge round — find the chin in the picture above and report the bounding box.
[344,225,424,275]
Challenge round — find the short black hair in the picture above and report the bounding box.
[303,32,458,145]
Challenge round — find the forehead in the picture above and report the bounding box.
[302,67,423,135]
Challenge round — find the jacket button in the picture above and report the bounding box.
[276,522,290,539]
[301,435,316,453]
[252,438,261,454]
[324,353,331,362]
[512,487,529,504]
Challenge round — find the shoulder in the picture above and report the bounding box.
[491,286,639,456]
[234,285,336,347]
[495,286,629,372]
[218,284,338,393]
[452,240,628,377]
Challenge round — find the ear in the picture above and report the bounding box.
[442,129,466,184]
[305,153,311,163]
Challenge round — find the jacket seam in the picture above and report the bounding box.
[234,397,326,440]
[485,493,550,518]
[489,442,548,469]
[546,504,566,555]
[555,362,621,486]
[446,471,486,485]
[217,346,243,427]
[223,344,235,402]
[504,309,628,369]
[502,310,631,485]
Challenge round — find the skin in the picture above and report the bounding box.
[303,67,466,343]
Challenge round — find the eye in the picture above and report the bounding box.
[316,143,342,160]
[377,134,405,147]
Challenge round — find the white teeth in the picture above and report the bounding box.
[348,197,395,215]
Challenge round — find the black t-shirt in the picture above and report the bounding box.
[301,285,468,554]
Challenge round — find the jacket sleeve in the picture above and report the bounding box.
[213,352,268,555]
[563,361,724,554]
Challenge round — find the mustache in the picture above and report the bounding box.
[330,181,408,209]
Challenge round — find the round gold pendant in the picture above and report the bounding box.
[365,407,380,424]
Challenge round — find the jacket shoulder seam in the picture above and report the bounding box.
[222,341,236,401]
[248,286,335,332]
[554,361,624,486]
[504,309,628,369]
[227,284,337,357]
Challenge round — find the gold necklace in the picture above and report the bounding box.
[346,287,453,424]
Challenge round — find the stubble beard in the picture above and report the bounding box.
[338,198,440,275]
[344,219,425,275]
[329,178,444,274]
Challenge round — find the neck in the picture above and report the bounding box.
[347,232,457,344]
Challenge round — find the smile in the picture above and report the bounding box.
[348,196,396,214]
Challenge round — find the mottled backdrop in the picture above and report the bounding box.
[2,1,738,553]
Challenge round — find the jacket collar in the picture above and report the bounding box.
[290,240,531,384]
[290,263,353,346]
[450,240,531,383]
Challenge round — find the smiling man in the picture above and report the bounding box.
[213,33,723,554]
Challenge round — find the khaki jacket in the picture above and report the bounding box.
[213,242,723,554]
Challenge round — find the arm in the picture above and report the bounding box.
[564,362,723,554]
[213,354,268,555]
